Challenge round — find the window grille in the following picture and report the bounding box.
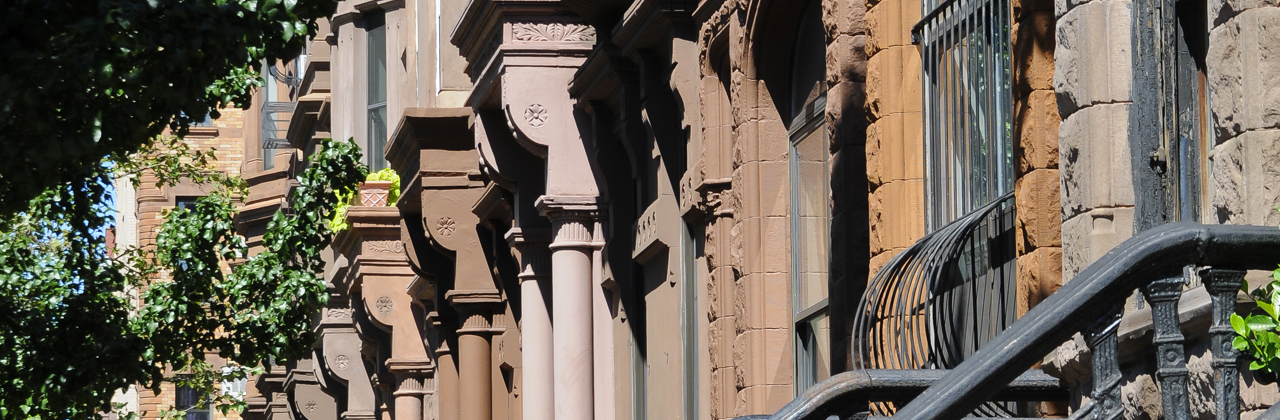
[915,0,1014,230]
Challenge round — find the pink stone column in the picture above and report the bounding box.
[510,229,554,420]
[446,290,501,420]
[541,202,597,420]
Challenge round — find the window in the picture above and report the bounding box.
[788,0,830,393]
[365,11,389,172]
[175,196,200,211]
[176,383,211,420]
[262,60,282,170]
[917,0,1013,229]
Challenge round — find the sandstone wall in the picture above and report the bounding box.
[1206,0,1280,226]
[1054,0,1136,280]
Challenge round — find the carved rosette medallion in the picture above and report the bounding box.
[511,22,596,42]
[334,355,349,370]
[436,217,456,237]
[305,401,318,413]
[376,296,394,314]
[524,104,548,127]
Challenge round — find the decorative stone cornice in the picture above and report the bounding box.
[450,0,590,79]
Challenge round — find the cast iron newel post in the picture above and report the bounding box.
[1142,274,1191,420]
[1205,268,1245,420]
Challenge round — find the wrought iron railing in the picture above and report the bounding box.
[744,223,1280,419]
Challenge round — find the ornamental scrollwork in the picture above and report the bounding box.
[512,22,596,42]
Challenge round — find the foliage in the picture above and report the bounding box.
[328,168,400,232]
[0,137,365,419]
[1233,268,1280,374]
[0,0,338,214]
[367,168,402,204]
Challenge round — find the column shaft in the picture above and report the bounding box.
[552,245,595,420]
[522,276,554,420]
[437,352,459,420]
[458,333,493,420]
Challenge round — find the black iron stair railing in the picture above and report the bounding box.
[891,222,1280,419]
[741,223,1280,419]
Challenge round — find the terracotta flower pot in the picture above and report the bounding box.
[359,180,394,206]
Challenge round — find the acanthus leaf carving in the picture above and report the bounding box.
[512,22,596,42]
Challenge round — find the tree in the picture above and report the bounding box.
[0,0,360,416]
[0,137,366,419]
[0,0,336,213]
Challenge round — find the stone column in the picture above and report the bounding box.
[435,341,459,420]
[446,290,502,420]
[388,364,431,420]
[509,228,554,420]
[538,197,598,420]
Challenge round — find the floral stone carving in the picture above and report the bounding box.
[511,22,596,42]
[524,104,548,128]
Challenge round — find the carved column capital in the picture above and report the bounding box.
[536,195,598,250]
[445,289,503,334]
[508,227,552,283]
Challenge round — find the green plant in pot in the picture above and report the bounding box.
[329,168,400,231]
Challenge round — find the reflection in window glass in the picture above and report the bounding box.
[366,11,388,172]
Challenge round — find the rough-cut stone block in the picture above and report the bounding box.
[865,0,918,56]
[1209,0,1280,35]
[865,46,922,119]
[710,317,735,368]
[1060,206,1134,279]
[1054,1,1131,118]
[1015,246,1063,316]
[1015,168,1062,252]
[1016,90,1061,174]
[874,112,924,184]
[1210,129,1280,226]
[825,0,868,40]
[828,35,869,86]
[1208,8,1280,140]
[761,328,793,384]
[1058,103,1134,219]
[1013,12,1057,94]
[868,248,902,281]
[868,180,925,254]
[737,274,791,329]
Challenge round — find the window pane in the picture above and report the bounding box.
[369,105,388,171]
[792,126,828,311]
[367,13,386,106]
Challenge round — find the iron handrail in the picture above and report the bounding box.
[891,222,1280,419]
[733,369,1065,420]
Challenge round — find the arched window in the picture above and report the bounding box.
[788,0,830,393]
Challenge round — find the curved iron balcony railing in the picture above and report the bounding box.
[746,223,1280,419]
[854,192,1016,374]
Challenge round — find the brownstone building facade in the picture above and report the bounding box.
[116,0,1280,417]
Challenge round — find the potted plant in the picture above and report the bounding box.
[329,168,401,231]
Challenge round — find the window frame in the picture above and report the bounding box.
[364,10,389,172]
[787,0,831,394]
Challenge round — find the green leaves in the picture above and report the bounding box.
[1234,266,1280,376]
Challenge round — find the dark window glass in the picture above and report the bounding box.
[366,11,388,171]
[176,383,210,420]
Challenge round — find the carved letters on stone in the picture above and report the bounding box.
[376,296,394,314]
[368,240,405,254]
[511,22,596,42]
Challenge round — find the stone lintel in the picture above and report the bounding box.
[406,275,436,302]
[445,288,504,306]
[612,0,696,55]
[535,194,599,215]
[385,357,435,375]
[567,43,633,106]
[472,182,513,221]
